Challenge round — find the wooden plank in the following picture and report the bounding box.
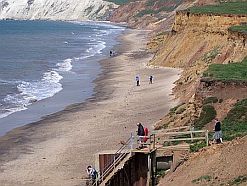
[157,144,190,149]
[152,126,190,134]
[162,137,206,142]
[157,130,206,136]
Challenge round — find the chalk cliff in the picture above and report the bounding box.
[0,0,117,20]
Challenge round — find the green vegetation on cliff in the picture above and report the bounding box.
[229,24,247,34]
[194,104,217,129]
[203,57,247,81]
[222,98,247,140]
[104,0,133,5]
[189,1,247,15]
[136,0,184,17]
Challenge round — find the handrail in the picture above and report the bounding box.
[157,130,206,136]
[93,133,154,185]
[152,126,191,134]
[155,129,209,147]
[93,134,134,185]
[91,128,208,186]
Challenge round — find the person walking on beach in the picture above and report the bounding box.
[213,118,223,144]
[86,166,98,184]
[136,75,140,86]
[137,122,144,148]
[149,75,153,84]
[110,50,113,57]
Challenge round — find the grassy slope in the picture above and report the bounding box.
[104,0,136,5]
[229,24,247,34]
[203,57,247,81]
[222,98,247,140]
[136,0,183,17]
[189,1,247,15]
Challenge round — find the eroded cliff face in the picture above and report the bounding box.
[109,0,197,30]
[174,11,247,34]
[0,0,117,20]
[150,11,247,67]
[151,11,247,129]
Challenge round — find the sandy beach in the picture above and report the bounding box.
[0,29,180,186]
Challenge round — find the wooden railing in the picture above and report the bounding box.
[153,128,209,146]
[92,127,209,185]
[93,133,152,186]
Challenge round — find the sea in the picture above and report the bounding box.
[0,20,125,136]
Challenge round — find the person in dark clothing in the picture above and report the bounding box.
[86,165,98,184]
[137,123,144,148]
[149,75,153,84]
[137,122,145,136]
[213,118,223,143]
[136,75,140,86]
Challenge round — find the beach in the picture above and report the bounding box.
[0,29,180,186]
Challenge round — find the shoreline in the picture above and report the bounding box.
[0,29,181,186]
[0,20,125,136]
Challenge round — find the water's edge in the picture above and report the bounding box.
[0,21,125,136]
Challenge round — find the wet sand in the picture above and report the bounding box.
[0,29,180,186]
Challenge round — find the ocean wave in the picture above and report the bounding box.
[85,40,106,57]
[56,58,73,72]
[71,21,126,31]
[18,71,63,100]
[0,21,123,119]
[0,70,63,119]
[0,79,22,85]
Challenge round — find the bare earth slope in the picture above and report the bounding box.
[159,136,247,186]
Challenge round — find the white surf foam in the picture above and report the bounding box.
[0,70,63,119]
[56,58,73,72]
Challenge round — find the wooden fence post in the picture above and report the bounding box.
[205,130,209,146]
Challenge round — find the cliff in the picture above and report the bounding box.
[150,11,247,101]
[150,11,247,68]
[152,9,247,131]
[174,11,247,34]
[0,0,117,20]
[151,4,247,184]
[109,0,198,30]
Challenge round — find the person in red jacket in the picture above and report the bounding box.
[143,127,149,143]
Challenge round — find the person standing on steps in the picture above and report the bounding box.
[86,165,98,185]
[149,75,153,84]
[136,75,140,86]
[143,127,149,143]
[137,122,144,148]
[213,118,223,144]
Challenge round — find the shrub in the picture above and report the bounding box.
[194,105,216,129]
[192,175,212,184]
[169,103,185,114]
[190,141,207,152]
[202,47,220,63]
[203,97,218,104]
[222,98,247,140]
[228,175,247,186]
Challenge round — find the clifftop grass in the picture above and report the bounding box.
[203,57,247,81]
[188,1,247,15]
[229,24,247,34]
[104,0,133,5]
